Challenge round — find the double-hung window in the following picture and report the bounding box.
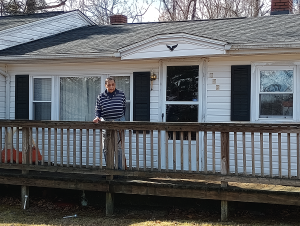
[32,78,52,120]
[257,66,295,120]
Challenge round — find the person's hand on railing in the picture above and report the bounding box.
[93,117,100,123]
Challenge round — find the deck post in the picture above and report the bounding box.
[221,132,229,221]
[105,129,115,216]
[21,127,30,209]
[106,192,114,216]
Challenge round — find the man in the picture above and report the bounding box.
[93,77,126,170]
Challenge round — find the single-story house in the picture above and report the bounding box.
[0,0,299,175]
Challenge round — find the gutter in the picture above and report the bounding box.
[0,65,10,119]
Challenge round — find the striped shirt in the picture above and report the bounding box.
[95,89,126,120]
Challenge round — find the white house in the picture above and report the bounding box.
[0,0,299,175]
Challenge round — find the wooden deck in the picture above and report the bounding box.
[1,120,300,221]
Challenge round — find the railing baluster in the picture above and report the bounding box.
[16,127,19,165]
[129,130,132,170]
[204,131,207,174]
[158,130,161,171]
[86,129,89,168]
[269,133,272,177]
[29,127,32,165]
[42,128,45,166]
[297,133,300,179]
[143,130,146,171]
[4,127,7,163]
[251,132,255,176]
[212,131,215,174]
[151,130,153,171]
[136,131,139,170]
[35,127,38,166]
[100,129,103,169]
[54,128,57,166]
[0,127,2,165]
[260,132,264,177]
[60,129,63,166]
[10,127,13,164]
[79,129,82,168]
[180,132,183,172]
[196,131,199,172]
[115,130,118,170]
[67,129,70,167]
[73,129,76,167]
[93,129,96,168]
[188,131,191,173]
[122,130,125,170]
[173,131,176,172]
[278,133,282,178]
[165,131,168,172]
[243,132,246,175]
[48,128,51,166]
[234,132,237,175]
[288,133,291,179]
[221,132,229,175]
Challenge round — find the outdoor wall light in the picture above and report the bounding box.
[150,71,157,90]
[150,72,157,81]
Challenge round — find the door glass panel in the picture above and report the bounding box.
[166,104,198,140]
[167,66,199,101]
[166,105,198,122]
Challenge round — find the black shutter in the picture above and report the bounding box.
[15,75,29,120]
[231,65,251,121]
[133,72,150,121]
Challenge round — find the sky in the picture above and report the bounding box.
[142,2,160,22]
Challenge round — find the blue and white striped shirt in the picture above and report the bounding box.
[95,89,126,121]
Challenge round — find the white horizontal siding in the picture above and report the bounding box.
[0,75,5,119]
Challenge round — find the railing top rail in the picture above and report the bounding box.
[0,120,300,133]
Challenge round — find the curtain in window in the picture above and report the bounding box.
[60,77,101,121]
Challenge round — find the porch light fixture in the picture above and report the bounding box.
[150,71,157,90]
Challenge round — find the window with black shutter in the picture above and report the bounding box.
[15,75,29,120]
[231,65,251,121]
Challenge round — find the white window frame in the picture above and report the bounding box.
[29,76,55,120]
[252,65,297,122]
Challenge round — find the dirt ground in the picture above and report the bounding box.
[0,185,300,226]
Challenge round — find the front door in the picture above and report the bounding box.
[161,63,202,171]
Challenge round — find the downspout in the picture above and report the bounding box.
[0,65,11,119]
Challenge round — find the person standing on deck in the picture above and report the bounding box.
[93,77,126,170]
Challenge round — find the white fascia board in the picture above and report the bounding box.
[231,42,300,50]
[0,52,117,61]
[0,11,94,51]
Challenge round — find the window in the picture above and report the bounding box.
[31,75,132,121]
[165,65,199,139]
[259,70,293,119]
[112,76,130,121]
[60,77,101,121]
[33,78,51,120]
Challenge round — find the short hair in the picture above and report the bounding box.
[105,77,115,85]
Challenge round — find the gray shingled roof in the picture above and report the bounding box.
[1,13,300,56]
[0,11,65,31]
